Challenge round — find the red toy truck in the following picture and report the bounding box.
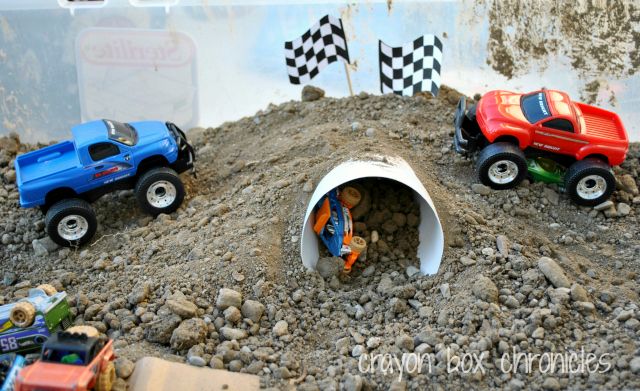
[454,89,629,206]
[15,326,115,391]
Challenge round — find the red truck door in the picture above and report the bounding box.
[532,118,588,157]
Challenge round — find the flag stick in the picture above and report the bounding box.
[343,62,354,97]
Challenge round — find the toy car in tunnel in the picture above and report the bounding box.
[454,89,629,206]
[15,326,115,391]
[314,187,367,273]
[15,120,196,247]
[0,286,72,355]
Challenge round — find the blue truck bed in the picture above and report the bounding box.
[15,141,80,186]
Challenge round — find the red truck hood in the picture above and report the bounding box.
[17,362,92,390]
[477,90,528,128]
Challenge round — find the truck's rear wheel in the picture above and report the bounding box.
[45,199,97,247]
[476,142,527,190]
[135,167,185,215]
[565,158,615,206]
[10,302,36,327]
[95,361,116,391]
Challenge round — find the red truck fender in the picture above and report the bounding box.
[576,144,626,166]
[485,125,532,150]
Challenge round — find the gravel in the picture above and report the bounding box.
[0,86,639,389]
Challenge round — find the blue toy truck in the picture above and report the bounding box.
[15,119,195,246]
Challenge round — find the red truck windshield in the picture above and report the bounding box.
[521,92,552,124]
[104,119,138,146]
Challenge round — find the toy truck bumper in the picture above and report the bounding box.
[453,97,480,154]
[166,122,196,176]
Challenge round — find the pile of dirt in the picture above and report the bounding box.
[0,88,639,390]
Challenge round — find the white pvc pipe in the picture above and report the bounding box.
[301,156,444,275]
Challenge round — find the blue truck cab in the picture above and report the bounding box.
[15,119,195,247]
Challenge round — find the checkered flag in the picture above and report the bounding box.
[379,35,443,96]
[284,15,351,85]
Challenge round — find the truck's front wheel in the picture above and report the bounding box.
[135,167,185,215]
[565,158,615,206]
[476,142,527,190]
[45,199,97,247]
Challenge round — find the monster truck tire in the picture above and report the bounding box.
[565,158,615,206]
[10,302,36,327]
[476,142,527,190]
[350,236,367,253]
[340,186,362,208]
[135,167,185,216]
[45,199,97,247]
[96,361,116,391]
[36,284,57,296]
[66,325,100,338]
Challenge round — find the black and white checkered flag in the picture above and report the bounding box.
[379,35,443,96]
[284,15,351,85]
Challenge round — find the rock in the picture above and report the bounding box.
[570,283,588,302]
[351,122,361,132]
[220,327,248,341]
[273,320,289,336]
[351,345,365,357]
[406,266,420,277]
[630,356,640,374]
[343,374,363,391]
[542,377,561,390]
[537,257,570,288]
[472,275,498,303]
[496,235,510,257]
[594,200,614,211]
[440,283,450,298]
[395,334,414,351]
[167,299,198,319]
[170,318,208,350]
[471,183,491,195]
[365,128,376,137]
[146,314,182,344]
[371,230,379,243]
[367,337,382,349]
[216,288,242,310]
[617,203,631,216]
[618,174,639,195]
[188,355,206,367]
[241,300,265,322]
[543,187,560,205]
[459,256,476,266]
[316,256,343,278]
[115,357,135,379]
[128,282,151,305]
[301,85,325,102]
[575,301,595,315]
[32,239,49,257]
[223,306,242,323]
[616,309,633,322]
[532,327,545,339]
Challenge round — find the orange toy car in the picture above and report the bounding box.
[15,326,115,391]
[314,186,367,273]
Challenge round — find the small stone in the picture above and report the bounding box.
[471,183,491,195]
[301,85,325,102]
[241,300,265,323]
[351,345,365,357]
[170,318,207,350]
[395,334,414,351]
[542,377,561,390]
[459,256,476,266]
[496,235,510,257]
[366,337,382,349]
[303,180,314,193]
[115,358,135,379]
[543,188,559,205]
[220,327,248,341]
[594,200,614,211]
[371,230,379,243]
[440,283,450,298]
[166,299,198,319]
[575,301,595,315]
[188,355,206,367]
[273,320,289,336]
[532,327,545,339]
[223,306,242,323]
[316,256,343,279]
[630,356,640,374]
[406,266,420,277]
[351,122,361,132]
[617,203,631,216]
[216,288,242,310]
[365,128,376,137]
[145,314,181,344]
[570,283,588,302]
[619,174,639,195]
[538,257,570,288]
[472,275,498,303]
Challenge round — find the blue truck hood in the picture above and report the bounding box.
[129,121,171,144]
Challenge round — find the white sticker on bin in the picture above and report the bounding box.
[301,156,444,276]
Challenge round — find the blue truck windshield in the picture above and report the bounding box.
[521,92,551,123]
[104,119,138,146]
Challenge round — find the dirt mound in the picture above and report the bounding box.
[0,89,639,390]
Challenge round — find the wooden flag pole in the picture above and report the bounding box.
[343,62,354,97]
